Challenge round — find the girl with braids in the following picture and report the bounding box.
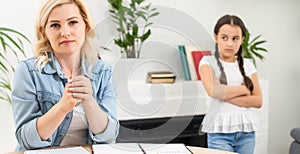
[199,15,262,154]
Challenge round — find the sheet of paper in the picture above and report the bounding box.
[139,143,192,154]
[24,146,89,154]
[93,143,143,154]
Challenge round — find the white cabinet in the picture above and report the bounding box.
[116,81,208,120]
[113,58,209,146]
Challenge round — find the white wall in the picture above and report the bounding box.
[0,1,39,153]
[0,0,299,153]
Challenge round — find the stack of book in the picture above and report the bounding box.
[146,71,176,84]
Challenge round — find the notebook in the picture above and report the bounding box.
[25,146,89,154]
[139,143,193,154]
[92,143,142,154]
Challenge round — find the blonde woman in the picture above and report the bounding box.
[12,0,119,151]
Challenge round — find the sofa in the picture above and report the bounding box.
[290,127,300,154]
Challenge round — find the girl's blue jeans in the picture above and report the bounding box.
[207,132,255,154]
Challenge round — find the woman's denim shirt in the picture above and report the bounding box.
[11,53,119,151]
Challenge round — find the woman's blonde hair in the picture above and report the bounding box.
[34,0,98,71]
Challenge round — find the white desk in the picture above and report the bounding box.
[6,145,237,154]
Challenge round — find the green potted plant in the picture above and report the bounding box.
[0,27,30,103]
[242,29,268,67]
[107,0,159,58]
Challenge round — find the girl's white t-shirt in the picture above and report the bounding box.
[199,55,259,133]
